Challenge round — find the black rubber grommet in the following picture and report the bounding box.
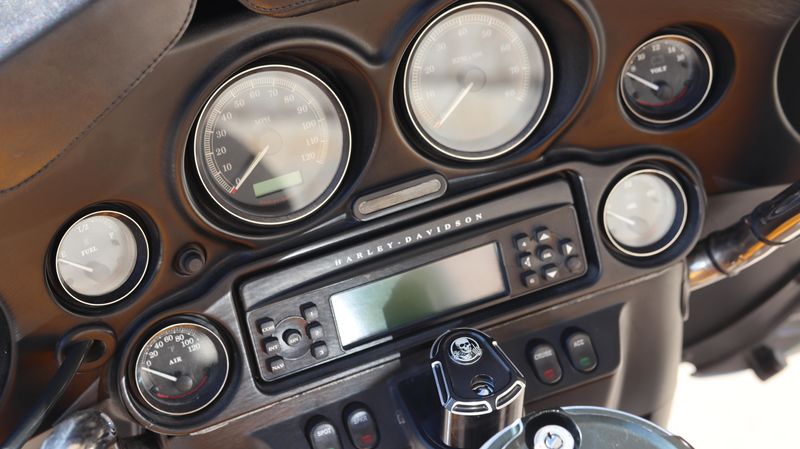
[56,325,116,372]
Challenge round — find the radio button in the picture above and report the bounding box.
[283,329,303,347]
[543,265,560,281]
[522,272,539,288]
[519,255,533,270]
[534,227,552,243]
[258,319,276,336]
[537,246,555,262]
[560,239,576,256]
[263,337,281,356]
[308,322,324,340]
[311,342,329,359]
[566,256,584,273]
[302,304,320,322]
[514,235,531,252]
[267,357,286,374]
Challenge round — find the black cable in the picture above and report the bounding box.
[1,340,93,449]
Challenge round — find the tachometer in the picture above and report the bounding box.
[193,64,351,226]
[133,320,229,416]
[403,2,553,160]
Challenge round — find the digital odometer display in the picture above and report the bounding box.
[403,2,553,160]
[193,64,351,226]
[330,243,508,347]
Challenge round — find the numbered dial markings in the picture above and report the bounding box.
[193,64,351,225]
[134,322,229,416]
[404,2,553,160]
[54,211,149,306]
[620,34,713,124]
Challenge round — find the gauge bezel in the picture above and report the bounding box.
[619,33,714,125]
[402,1,554,161]
[602,168,689,258]
[192,63,352,226]
[53,210,150,307]
[132,321,231,417]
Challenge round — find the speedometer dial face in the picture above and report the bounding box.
[134,321,229,416]
[403,2,553,160]
[620,34,713,124]
[193,65,351,226]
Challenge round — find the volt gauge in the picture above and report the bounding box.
[620,34,713,125]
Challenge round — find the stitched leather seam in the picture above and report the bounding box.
[1,0,197,195]
[240,0,342,14]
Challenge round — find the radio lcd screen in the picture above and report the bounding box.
[330,243,508,347]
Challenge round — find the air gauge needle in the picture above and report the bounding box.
[433,82,474,129]
[625,72,660,92]
[231,145,270,194]
[57,258,94,273]
[141,367,179,382]
[606,210,637,227]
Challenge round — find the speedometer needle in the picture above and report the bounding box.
[625,72,660,92]
[231,145,270,194]
[433,82,474,129]
[57,258,94,273]
[142,367,178,382]
[606,210,637,227]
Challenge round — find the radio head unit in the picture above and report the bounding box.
[240,180,589,382]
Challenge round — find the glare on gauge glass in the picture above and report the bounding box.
[404,2,553,160]
[193,64,350,226]
[603,170,686,254]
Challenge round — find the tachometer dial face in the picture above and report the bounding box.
[620,34,713,124]
[403,2,553,160]
[54,210,149,307]
[603,169,688,257]
[193,64,351,226]
[133,321,229,416]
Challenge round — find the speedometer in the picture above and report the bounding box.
[403,2,553,160]
[193,64,351,226]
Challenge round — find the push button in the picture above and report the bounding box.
[565,256,584,273]
[302,304,320,322]
[267,357,286,374]
[283,329,303,347]
[559,239,576,256]
[258,319,276,336]
[565,332,598,373]
[529,343,562,385]
[536,245,555,262]
[542,265,559,281]
[308,322,324,340]
[534,227,552,243]
[522,272,538,288]
[263,337,281,356]
[345,406,379,449]
[514,235,531,252]
[519,255,533,270]
[308,420,342,449]
[311,342,329,359]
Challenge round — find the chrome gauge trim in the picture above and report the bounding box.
[133,322,231,417]
[402,1,554,161]
[192,64,352,226]
[619,33,714,125]
[602,168,689,258]
[54,210,150,307]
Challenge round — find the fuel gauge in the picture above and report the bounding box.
[620,34,713,125]
[53,210,149,307]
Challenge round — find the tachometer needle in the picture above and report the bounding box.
[606,210,637,227]
[142,367,178,382]
[57,258,94,273]
[625,72,660,92]
[433,82,474,129]
[231,145,270,194]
